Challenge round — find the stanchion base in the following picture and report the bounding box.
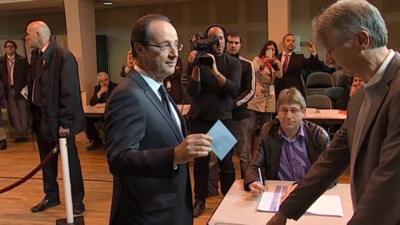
[56,216,85,225]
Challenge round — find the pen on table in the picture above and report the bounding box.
[258,168,265,187]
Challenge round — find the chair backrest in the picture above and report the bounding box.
[306,72,334,88]
[324,87,345,101]
[306,94,332,109]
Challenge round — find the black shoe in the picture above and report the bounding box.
[73,202,85,215]
[0,140,7,150]
[193,199,205,218]
[31,198,60,213]
[86,141,102,151]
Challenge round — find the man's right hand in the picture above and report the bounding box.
[249,181,265,197]
[266,212,287,225]
[97,86,108,98]
[174,134,212,164]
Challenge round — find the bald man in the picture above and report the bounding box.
[26,21,86,214]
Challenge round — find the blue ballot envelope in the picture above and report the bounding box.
[207,120,237,160]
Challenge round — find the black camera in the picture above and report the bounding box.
[192,37,219,67]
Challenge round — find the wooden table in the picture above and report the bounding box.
[305,108,347,125]
[83,104,191,118]
[208,180,353,225]
[83,105,105,118]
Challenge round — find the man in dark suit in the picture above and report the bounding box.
[26,21,86,215]
[267,1,400,225]
[105,14,213,225]
[85,71,117,151]
[276,33,324,97]
[0,40,29,142]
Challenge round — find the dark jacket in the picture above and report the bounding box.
[105,71,192,225]
[0,53,29,95]
[28,38,85,142]
[231,54,255,120]
[187,52,241,120]
[89,81,117,106]
[244,119,330,190]
[276,53,324,96]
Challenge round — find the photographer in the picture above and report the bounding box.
[187,24,241,217]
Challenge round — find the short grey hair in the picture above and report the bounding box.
[276,88,306,110]
[97,72,109,84]
[312,0,388,49]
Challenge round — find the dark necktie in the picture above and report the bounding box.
[158,85,171,115]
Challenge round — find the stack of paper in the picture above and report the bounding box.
[257,186,343,217]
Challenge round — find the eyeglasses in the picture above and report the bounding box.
[5,45,14,48]
[144,42,183,51]
[278,108,302,115]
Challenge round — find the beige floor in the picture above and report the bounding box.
[0,136,350,225]
[0,137,233,225]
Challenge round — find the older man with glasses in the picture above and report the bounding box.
[267,1,400,224]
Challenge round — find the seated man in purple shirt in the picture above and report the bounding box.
[244,87,330,195]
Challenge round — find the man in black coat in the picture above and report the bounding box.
[105,14,213,225]
[276,33,324,97]
[187,24,241,217]
[26,21,86,214]
[85,71,117,151]
[0,40,29,142]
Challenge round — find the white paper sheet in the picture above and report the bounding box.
[257,187,343,217]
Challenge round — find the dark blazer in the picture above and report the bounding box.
[0,53,29,94]
[244,119,329,190]
[28,39,85,142]
[279,52,400,225]
[276,53,323,96]
[104,71,192,225]
[89,81,117,106]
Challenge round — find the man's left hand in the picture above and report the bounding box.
[59,126,70,138]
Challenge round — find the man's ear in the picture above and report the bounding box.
[134,42,144,56]
[355,30,370,50]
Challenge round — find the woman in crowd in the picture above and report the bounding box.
[247,40,282,154]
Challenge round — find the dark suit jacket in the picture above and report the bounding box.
[276,53,323,96]
[105,71,192,225]
[279,52,400,225]
[0,53,29,95]
[28,39,85,142]
[89,81,117,106]
[244,119,329,190]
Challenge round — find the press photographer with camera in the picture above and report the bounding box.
[187,24,241,217]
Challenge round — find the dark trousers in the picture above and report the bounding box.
[191,118,235,201]
[86,117,103,143]
[33,108,85,203]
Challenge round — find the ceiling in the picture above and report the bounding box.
[0,0,199,12]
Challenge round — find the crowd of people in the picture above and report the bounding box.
[1,0,399,225]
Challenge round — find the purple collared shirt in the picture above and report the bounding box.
[277,123,311,181]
